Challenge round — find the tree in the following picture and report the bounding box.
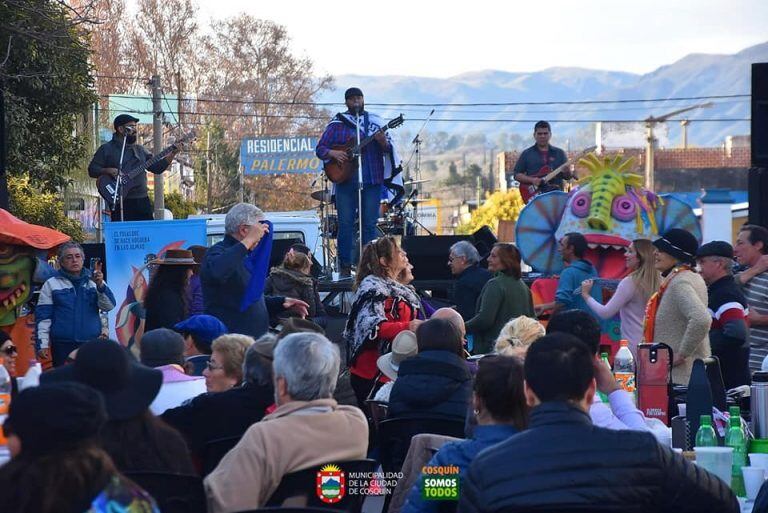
[456,189,524,235]
[443,161,463,186]
[1,0,98,191]
[164,191,198,219]
[9,176,85,241]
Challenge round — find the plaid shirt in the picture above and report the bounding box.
[315,112,390,185]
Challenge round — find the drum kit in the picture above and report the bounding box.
[310,175,431,277]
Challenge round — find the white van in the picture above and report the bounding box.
[189,210,325,267]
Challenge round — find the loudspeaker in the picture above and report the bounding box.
[402,227,498,281]
[752,63,768,168]
[748,167,768,227]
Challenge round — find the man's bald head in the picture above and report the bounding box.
[432,308,465,337]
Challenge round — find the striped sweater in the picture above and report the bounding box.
[743,271,768,373]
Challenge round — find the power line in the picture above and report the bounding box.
[102,92,750,108]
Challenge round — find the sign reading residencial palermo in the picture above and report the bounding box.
[241,136,321,175]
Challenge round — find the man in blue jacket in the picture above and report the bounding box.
[37,242,116,366]
[201,203,308,338]
[459,332,738,513]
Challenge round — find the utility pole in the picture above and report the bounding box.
[680,119,690,149]
[151,74,164,219]
[238,165,244,203]
[176,71,183,127]
[643,102,713,191]
[206,131,212,213]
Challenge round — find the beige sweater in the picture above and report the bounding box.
[646,270,711,384]
[204,398,368,513]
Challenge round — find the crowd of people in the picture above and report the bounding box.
[2,196,768,513]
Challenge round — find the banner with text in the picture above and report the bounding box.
[104,219,207,349]
[241,136,321,175]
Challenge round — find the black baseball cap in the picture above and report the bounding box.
[345,87,364,99]
[113,114,140,130]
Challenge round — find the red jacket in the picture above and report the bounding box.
[350,297,417,381]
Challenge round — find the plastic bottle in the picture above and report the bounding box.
[0,357,11,445]
[695,414,718,447]
[597,352,611,403]
[613,340,636,396]
[726,406,747,497]
[19,359,42,391]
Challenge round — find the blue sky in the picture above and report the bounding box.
[187,0,767,77]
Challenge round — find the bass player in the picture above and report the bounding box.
[513,120,570,202]
[315,87,401,278]
[88,114,177,221]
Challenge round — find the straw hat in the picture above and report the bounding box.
[377,330,418,381]
[151,249,198,266]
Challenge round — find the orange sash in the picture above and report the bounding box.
[642,265,692,343]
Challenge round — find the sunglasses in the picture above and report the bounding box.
[2,345,17,356]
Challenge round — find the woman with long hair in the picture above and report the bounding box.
[465,243,535,354]
[144,249,197,331]
[581,239,661,356]
[344,236,422,408]
[644,229,711,384]
[265,244,325,320]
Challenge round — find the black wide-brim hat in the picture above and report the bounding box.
[653,228,699,265]
[41,340,162,421]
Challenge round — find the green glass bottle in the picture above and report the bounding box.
[597,352,611,403]
[726,407,747,497]
[695,415,718,447]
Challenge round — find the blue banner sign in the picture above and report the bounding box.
[241,136,321,175]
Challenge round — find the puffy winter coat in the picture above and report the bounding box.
[264,267,325,318]
[460,402,738,513]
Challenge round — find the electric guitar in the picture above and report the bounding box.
[97,131,196,211]
[519,145,597,203]
[323,114,404,184]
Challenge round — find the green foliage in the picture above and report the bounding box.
[1,0,97,191]
[192,122,240,211]
[8,176,84,242]
[164,192,199,220]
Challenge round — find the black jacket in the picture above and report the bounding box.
[265,267,325,318]
[452,265,492,321]
[707,275,750,389]
[161,382,274,455]
[388,350,472,421]
[459,402,738,513]
[201,235,284,338]
[87,133,170,199]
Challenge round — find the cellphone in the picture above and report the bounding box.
[90,257,101,270]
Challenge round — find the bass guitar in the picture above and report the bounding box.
[518,145,596,203]
[323,114,404,184]
[97,131,196,211]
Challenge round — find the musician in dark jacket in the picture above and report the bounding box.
[88,114,176,221]
[448,241,492,321]
[459,332,738,513]
[200,203,308,338]
[389,318,472,422]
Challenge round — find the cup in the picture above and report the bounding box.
[694,447,733,485]
[743,466,766,500]
[750,453,768,472]
[678,404,687,417]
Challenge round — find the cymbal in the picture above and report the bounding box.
[311,190,332,202]
[404,179,431,186]
[405,198,431,204]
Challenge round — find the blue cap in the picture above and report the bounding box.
[174,315,228,349]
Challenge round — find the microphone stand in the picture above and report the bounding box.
[354,109,364,262]
[113,131,130,222]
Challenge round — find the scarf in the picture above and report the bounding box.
[240,220,274,311]
[343,275,421,364]
[642,265,692,343]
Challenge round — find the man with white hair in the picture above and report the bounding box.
[448,240,491,320]
[204,332,368,512]
[201,203,308,338]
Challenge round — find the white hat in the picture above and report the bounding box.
[376,330,418,381]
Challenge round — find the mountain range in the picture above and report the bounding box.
[317,42,767,148]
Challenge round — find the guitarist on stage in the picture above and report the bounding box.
[315,87,400,278]
[88,114,177,221]
[513,120,570,201]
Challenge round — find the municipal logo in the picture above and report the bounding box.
[316,464,346,504]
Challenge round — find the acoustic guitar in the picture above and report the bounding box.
[97,131,196,211]
[323,114,404,184]
[518,145,597,203]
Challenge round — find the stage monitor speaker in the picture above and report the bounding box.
[753,63,768,168]
[402,235,473,281]
[748,167,768,228]
[269,238,321,279]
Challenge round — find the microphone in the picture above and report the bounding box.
[123,125,136,134]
